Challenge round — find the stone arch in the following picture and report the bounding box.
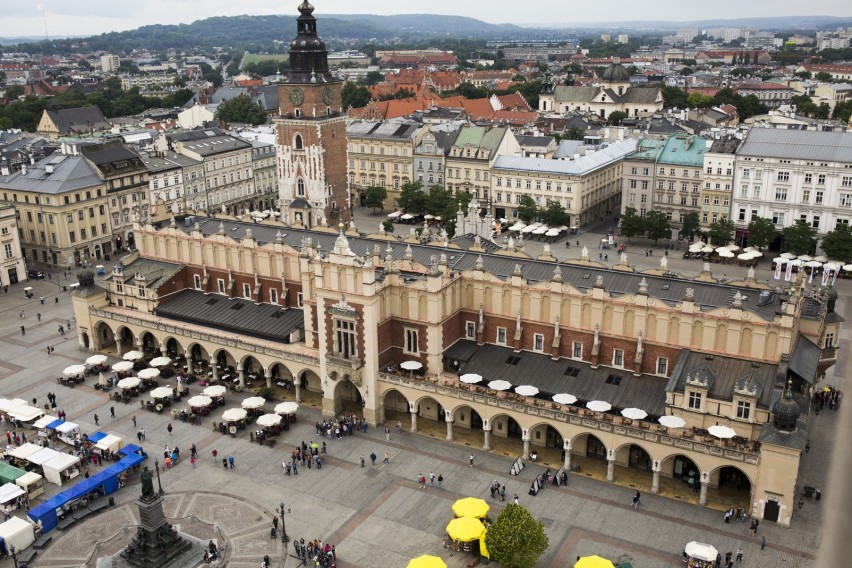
[186,343,209,365]
[293,368,321,393]
[94,321,116,351]
[239,354,262,374]
[570,432,608,461]
[740,327,753,355]
[483,287,493,312]
[212,347,237,369]
[449,404,484,431]
[162,336,184,357]
[332,376,363,415]
[268,362,293,383]
[380,388,410,425]
[561,299,571,324]
[646,313,657,341]
[691,321,703,347]
[709,464,753,513]
[528,421,566,449]
[294,133,303,150]
[715,323,728,351]
[659,452,703,484]
[581,302,591,327]
[415,395,446,423]
[140,331,159,354]
[614,441,654,471]
[668,317,680,343]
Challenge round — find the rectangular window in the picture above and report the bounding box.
[612,349,624,367]
[533,333,544,352]
[3,244,11,259]
[815,191,824,205]
[688,391,702,410]
[466,321,476,339]
[656,357,668,375]
[193,274,201,289]
[777,171,789,182]
[404,328,419,355]
[736,400,751,420]
[217,278,226,294]
[334,319,357,358]
[825,332,836,348]
[270,289,279,305]
[242,283,251,299]
[573,342,583,359]
[496,327,507,345]
[772,211,786,225]
[775,188,787,201]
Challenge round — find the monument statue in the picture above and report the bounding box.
[140,466,155,499]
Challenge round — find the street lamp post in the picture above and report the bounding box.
[10,544,18,568]
[277,502,290,543]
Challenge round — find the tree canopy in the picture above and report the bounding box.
[782,220,818,255]
[644,211,671,243]
[680,212,701,242]
[540,202,569,227]
[214,95,268,125]
[819,223,852,262]
[517,195,538,223]
[707,218,735,246]
[397,181,427,214]
[364,186,388,212]
[746,217,777,250]
[619,207,644,241]
[484,504,549,568]
[342,82,372,109]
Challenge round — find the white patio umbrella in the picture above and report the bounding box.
[659,415,686,428]
[150,386,174,399]
[400,213,413,220]
[515,385,539,397]
[63,364,86,377]
[824,262,841,271]
[701,245,715,253]
[274,401,299,415]
[804,260,823,268]
[717,249,735,258]
[742,246,756,253]
[586,400,612,412]
[423,214,434,220]
[111,361,134,372]
[772,257,785,264]
[715,247,730,253]
[117,377,141,389]
[85,354,108,366]
[814,255,828,262]
[685,542,719,562]
[460,373,483,384]
[797,254,813,262]
[123,350,144,361]
[400,360,423,371]
[137,368,160,380]
[203,385,227,397]
[725,245,741,252]
[257,413,282,427]
[149,356,172,367]
[621,408,648,420]
[780,252,797,259]
[843,264,852,272]
[509,225,524,232]
[487,380,512,391]
[689,244,704,252]
[737,252,754,260]
[222,408,247,422]
[748,250,763,257]
[552,393,577,405]
[188,395,213,408]
[387,211,401,219]
[533,227,548,235]
[241,396,266,410]
[545,229,560,237]
[789,259,804,267]
[708,425,736,439]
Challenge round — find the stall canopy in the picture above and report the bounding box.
[0,462,25,485]
[0,398,27,413]
[41,453,81,486]
[8,406,43,422]
[26,447,60,467]
[95,434,123,453]
[8,443,43,461]
[15,472,43,493]
[0,516,35,551]
[118,444,144,457]
[86,432,108,444]
[0,483,24,504]
[33,415,59,429]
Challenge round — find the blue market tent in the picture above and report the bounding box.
[85,432,108,443]
[46,419,64,430]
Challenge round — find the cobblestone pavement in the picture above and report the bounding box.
[0,250,843,567]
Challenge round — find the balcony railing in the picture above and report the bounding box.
[379,372,760,465]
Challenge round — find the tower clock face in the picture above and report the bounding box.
[289,87,304,106]
[322,86,333,105]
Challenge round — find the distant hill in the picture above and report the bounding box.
[531,14,852,31]
[8,13,529,55]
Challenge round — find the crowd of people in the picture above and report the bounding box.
[293,537,336,568]
[314,415,368,439]
[814,386,842,413]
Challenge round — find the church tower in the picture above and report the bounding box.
[275,1,350,227]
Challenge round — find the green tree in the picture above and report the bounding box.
[707,218,735,246]
[540,202,568,227]
[4,85,25,100]
[814,71,833,82]
[794,70,812,79]
[746,217,777,250]
[563,126,585,140]
[687,92,714,108]
[426,185,451,217]
[819,223,852,262]
[644,210,671,243]
[364,186,388,213]
[484,504,549,568]
[607,111,628,125]
[397,181,427,214]
[382,220,395,233]
[517,195,538,223]
[680,66,694,76]
[363,70,384,85]
[680,212,701,242]
[341,81,371,109]
[214,95,268,125]
[619,207,644,242]
[782,219,818,255]
[661,85,688,109]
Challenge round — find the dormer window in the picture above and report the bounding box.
[687,391,703,410]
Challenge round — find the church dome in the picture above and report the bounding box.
[601,62,630,83]
[77,267,95,288]
[771,380,801,432]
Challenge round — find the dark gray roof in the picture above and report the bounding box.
[789,335,820,384]
[709,137,740,154]
[758,419,808,450]
[445,340,668,416]
[450,234,502,253]
[667,350,778,408]
[154,289,304,343]
[515,135,555,148]
[169,216,787,320]
[45,106,111,135]
[110,257,184,290]
[0,153,102,194]
[738,129,852,163]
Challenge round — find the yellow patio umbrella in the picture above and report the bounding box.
[574,555,615,568]
[452,497,490,519]
[445,517,485,542]
[479,530,490,559]
[406,555,447,568]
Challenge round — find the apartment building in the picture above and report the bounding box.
[492,139,636,227]
[620,139,666,219]
[141,150,204,216]
[0,202,26,285]
[251,141,278,212]
[700,138,739,227]
[445,125,519,205]
[347,120,424,210]
[168,130,254,216]
[732,129,852,244]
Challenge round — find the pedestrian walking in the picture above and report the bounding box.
[110,406,115,419]
[469,453,474,467]
[132,415,137,427]
[140,427,146,441]
[761,536,766,551]
[396,420,402,433]
[429,471,435,486]
[37,313,41,321]
[513,494,519,505]
[384,427,390,441]
[228,455,235,469]
[370,452,377,465]
[20,325,24,335]
[167,423,173,435]
[94,413,99,425]
[632,491,641,509]
[383,451,389,464]
[438,474,443,488]
[735,548,743,562]
[500,485,506,501]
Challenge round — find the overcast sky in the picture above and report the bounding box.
[2,0,851,38]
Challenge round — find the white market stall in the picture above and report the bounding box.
[7,443,43,465]
[41,453,82,486]
[25,447,60,469]
[0,398,27,418]
[33,415,58,438]
[54,421,81,445]
[15,471,44,500]
[0,483,25,513]
[7,405,44,427]
[0,515,36,552]
[95,434,123,454]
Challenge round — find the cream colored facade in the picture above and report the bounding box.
[72,214,839,528]
[444,125,519,204]
[701,139,738,227]
[0,203,26,285]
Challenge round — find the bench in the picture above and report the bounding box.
[18,549,37,564]
[56,516,77,531]
[89,500,110,514]
[32,535,52,549]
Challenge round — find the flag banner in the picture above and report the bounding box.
[774,261,783,280]
[785,261,794,281]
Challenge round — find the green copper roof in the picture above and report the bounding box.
[656,134,707,167]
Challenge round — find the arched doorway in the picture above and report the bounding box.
[381,389,410,427]
[569,433,610,481]
[188,343,209,366]
[415,396,445,434]
[164,338,183,358]
[140,331,158,355]
[626,444,652,471]
[81,332,90,350]
[660,453,702,502]
[333,377,362,415]
[240,355,263,387]
[95,322,116,352]
[489,412,524,456]
[528,424,565,467]
[710,466,752,514]
[117,326,134,349]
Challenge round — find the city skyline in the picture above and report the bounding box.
[2,0,852,39]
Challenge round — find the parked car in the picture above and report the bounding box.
[27,269,44,280]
